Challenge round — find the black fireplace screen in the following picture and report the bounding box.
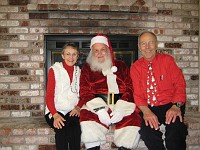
[45,34,138,71]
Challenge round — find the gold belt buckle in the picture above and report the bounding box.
[107,92,114,105]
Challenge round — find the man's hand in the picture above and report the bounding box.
[53,113,66,129]
[96,109,111,126]
[165,105,182,124]
[139,106,160,130]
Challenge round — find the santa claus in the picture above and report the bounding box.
[76,34,141,150]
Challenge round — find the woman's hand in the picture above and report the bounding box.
[53,113,66,129]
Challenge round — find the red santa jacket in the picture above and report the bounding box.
[77,60,134,108]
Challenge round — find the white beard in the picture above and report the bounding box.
[86,51,112,72]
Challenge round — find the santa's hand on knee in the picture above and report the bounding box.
[110,109,125,124]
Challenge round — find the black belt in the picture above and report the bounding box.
[95,93,122,105]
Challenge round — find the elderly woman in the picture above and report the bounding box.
[45,42,81,150]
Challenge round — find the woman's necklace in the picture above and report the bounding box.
[70,66,78,94]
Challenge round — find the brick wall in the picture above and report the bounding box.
[0,0,199,118]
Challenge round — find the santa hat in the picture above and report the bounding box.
[90,34,117,73]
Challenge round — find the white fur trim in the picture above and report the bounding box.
[107,74,119,93]
[111,66,117,73]
[102,68,112,76]
[114,126,140,149]
[102,68,119,93]
[90,36,109,48]
[81,121,108,144]
[86,97,108,112]
[114,100,136,116]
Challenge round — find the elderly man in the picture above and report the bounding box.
[76,34,141,150]
[130,31,188,150]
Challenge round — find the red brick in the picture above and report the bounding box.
[191,75,199,80]
[133,0,145,6]
[157,49,172,55]
[130,6,139,12]
[90,5,100,11]
[68,28,90,34]
[0,63,19,68]
[13,128,24,135]
[100,5,109,12]
[29,13,48,19]
[80,21,99,27]
[9,0,29,5]
[39,145,56,150]
[165,43,182,48]
[183,30,198,35]
[68,4,78,10]
[19,6,28,12]
[0,28,8,33]
[10,97,30,103]
[38,4,58,11]
[186,136,199,145]
[0,91,19,96]
[1,105,20,110]
[157,10,172,15]
[153,29,164,34]
[129,14,143,20]
[25,136,48,144]
[129,29,142,35]
[22,104,40,110]
[21,49,40,54]
[20,76,37,82]
[32,111,44,117]
[0,35,18,40]
[40,63,45,68]
[25,128,37,135]
[38,4,48,11]
[139,6,148,12]
[20,21,29,26]
[9,136,24,144]
[186,107,199,112]
[10,70,28,75]
[0,56,9,61]
[48,4,58,10]
[0,128,12,136]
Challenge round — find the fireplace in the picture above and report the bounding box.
[45,34,138,71]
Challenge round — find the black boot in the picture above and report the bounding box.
[87,146,100,150]
[118,146,131,150]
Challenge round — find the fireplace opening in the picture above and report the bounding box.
[45,34,138,73]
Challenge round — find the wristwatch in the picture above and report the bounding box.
[173,102,182,108]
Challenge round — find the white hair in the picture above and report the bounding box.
[86,50,112,72]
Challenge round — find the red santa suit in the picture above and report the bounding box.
[77,34,141,149]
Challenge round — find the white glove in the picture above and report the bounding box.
[110,109,125,124]
[96,109,111,126]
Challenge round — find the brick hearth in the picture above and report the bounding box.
[0,113,200,150]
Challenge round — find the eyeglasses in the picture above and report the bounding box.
[63,53,78,57]
[139,41,156,47]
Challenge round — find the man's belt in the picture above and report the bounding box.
[95,93,122,105]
